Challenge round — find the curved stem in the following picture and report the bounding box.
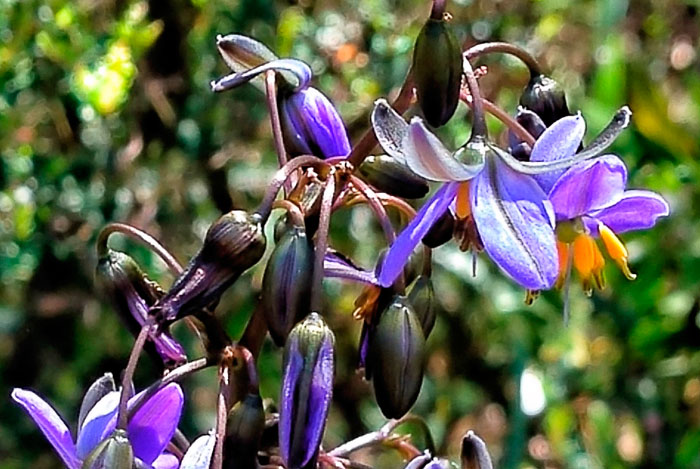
[422,246,432,277]
[464,42,542,78]
[211,365,230,469]
[97,223,183,276]
[255,155,327,222]
[462,58,488,138]
[272,199,305,228]
[235,345,259,393]
[431,0,446,19]
[349,176,396,244]
[481,99,537,147]
[117,325,150,430]
[310,171,337,312]
[328,417,424,458]
[346,73,415,169]
[375,193,417,220]
[127,358,212,421]
[265,71,291,197]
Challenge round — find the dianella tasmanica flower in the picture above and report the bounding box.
[279,313,335,469]
[371,98,633,293]
[96,249,186,367]
[153,210,266,322]
[211,34,350,159]
[369,295,426,418]
[526,114,669,294]
[262,224,314,346]
[412,0,462,127]
[12,374,184,468]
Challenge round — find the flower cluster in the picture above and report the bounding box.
[12,0,669,468]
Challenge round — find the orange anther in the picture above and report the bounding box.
[455,182,471,220]
[599,223,636,280]
[572,234,595,278]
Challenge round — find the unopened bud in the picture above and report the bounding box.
[96,250,186,366]
[508,107,547,160]
[519,74,570,126]
[78,373,116,430]
[224,393,265,469]
[407,275,436,338]
[460,431,493,469]
[279,313,335,469]
[82,429,133,469]
[422,211,455,248]
[278,87,351,159]
[263,226,314,346]
[359,155,430,199]
[369,296,425,418]
[154,211,266,321]
[412,14,462,127]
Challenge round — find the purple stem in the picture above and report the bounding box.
[97,223,183,275]
[464,41,542,78]
[311,171,337,312]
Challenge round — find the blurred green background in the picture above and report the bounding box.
[1,0,699,467]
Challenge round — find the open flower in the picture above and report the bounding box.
[529,114,669,293]
[371,100,632,292]
[12,380,184,468]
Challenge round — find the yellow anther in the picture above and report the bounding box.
[598,223,636,280]
[455,182,471,220]
[524,289,540,305]
[352,285,381,320]
[572,234,595,279]
[555,241,569,289]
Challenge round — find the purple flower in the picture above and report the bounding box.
[211,34,350,159]
[179,432,216,469]
[12,381,184,468]
[371,100,634,292]
[371,100,558,290]
[528,114,669,291]
[279,313,335,469]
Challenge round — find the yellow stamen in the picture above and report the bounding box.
[592,241,606,290]
[599,223,637,280]
[455,182,471,219]
[352,285,381,320]
[524,289,539,305]
[572,234,595,279]
[555,241,569,289]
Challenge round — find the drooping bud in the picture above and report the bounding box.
[407,275,436,338]
[423,211,455,248]
[508,107,547,160]
[278,86,351,159]
[359,155,430,199]
[460,431,493,469]
[519,74,571,126]
[412,5,462,127]
[82,429,134,469]
[224,393,265,469]
[153,211,266,322]
[78,373,116,430]
[369,295,425,418]
[263,226,314,346]
[279,313,335,469]
[96,250,186,367]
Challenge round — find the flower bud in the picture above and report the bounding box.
[519,74,571,126]
[407,275,436,338]
[154,211,266,321]
[460,431,493,469]
[82,429,134,469]
[262,226,314,346]
[96,250,186,367]
[508,107,547,161]
[78,373,116,430]
[359,155,430,199]
[279,313,335,469]
[224,393,265,469]
[278,86,351,159]
[369,295,425,418]
[412,15,462,127]
[422,211,455,248]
